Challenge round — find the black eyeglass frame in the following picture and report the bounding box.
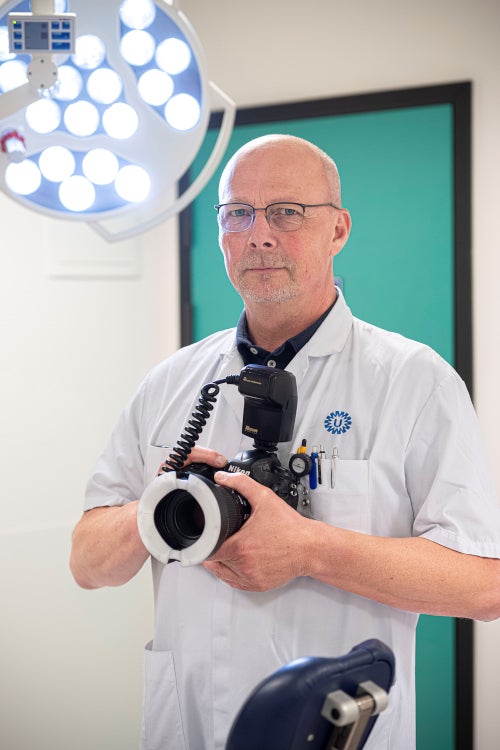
[214,201,341,232]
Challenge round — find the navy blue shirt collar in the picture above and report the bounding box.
[236,300,335,370]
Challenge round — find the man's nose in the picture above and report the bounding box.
[247,209,277,248]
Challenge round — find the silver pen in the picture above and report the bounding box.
[331,446,339,489]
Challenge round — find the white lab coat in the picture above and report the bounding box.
[85,290,500,750]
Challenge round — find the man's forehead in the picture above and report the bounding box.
[222,145,324,197]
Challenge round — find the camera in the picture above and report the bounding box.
[138,365,298,566]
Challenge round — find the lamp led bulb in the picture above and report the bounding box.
[5,159,41,195]
[52,65,83,101]
[82,148,120,185]
[119,0,156,30]
[165,93,201,131]
[39,146,75,182]
[114,164,150,202]
[64,100,100,137]
[120,29,155,67]
[155,37,191,75]
[59,175,96,212]
[0,59,27,92]
[138,68,174,106]
[72,35,106,70]
[102,102,139,139]
[87,68,123,104]
[25,98,61,134]
[0,25,15,62]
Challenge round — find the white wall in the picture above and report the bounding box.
[1,0,499,748]
[0,208,179,748]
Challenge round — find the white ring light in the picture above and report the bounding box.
[138,472,223,567]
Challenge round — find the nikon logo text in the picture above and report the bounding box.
[228,466,251,476]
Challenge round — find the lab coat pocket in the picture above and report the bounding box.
[311,459,370,533]
[141,641,186,750]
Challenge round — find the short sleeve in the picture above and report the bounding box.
[406,371,500,558]
[84,375,148,511]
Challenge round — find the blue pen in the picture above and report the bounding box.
[309,445,319,489]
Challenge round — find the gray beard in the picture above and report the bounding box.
[236,280,299,304]
[233,254,298,303]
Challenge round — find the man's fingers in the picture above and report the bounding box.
[158,446,228,474]
[185,446,228,468]
[214,470,269,507]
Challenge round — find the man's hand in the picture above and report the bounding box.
[158,446,228,475]
[202,470,317,591]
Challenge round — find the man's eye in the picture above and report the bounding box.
[274,205,300,216]
[230,207,251,217]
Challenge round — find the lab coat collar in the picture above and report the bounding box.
[302,286,353,358]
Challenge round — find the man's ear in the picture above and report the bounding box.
[330,208,352,259]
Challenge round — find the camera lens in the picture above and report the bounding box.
[154,489,204,549]
[153,481,251,554]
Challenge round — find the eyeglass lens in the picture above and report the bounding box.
[218,203,305,232]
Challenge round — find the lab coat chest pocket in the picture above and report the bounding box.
[141,642,186,750]
[312,459,370,533]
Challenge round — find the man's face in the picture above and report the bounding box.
[218,143,348,308]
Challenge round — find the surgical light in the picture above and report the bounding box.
[0,0,235,241]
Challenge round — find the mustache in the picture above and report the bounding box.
[238,253,294,270]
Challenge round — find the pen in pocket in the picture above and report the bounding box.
[310,446,319,490]
[319,457,331,488]
[331,446,339,489]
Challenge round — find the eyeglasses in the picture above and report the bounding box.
[214,201,340,232]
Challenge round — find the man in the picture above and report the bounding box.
[70,134,500,750]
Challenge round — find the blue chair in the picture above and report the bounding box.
[226,639,395,750]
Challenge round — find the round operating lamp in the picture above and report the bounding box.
[0,0,235,240]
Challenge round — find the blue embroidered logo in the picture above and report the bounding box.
[324,410,352,435]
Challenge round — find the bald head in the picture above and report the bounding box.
[218,134,343,207]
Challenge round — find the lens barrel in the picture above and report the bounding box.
[153,479,251,554]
